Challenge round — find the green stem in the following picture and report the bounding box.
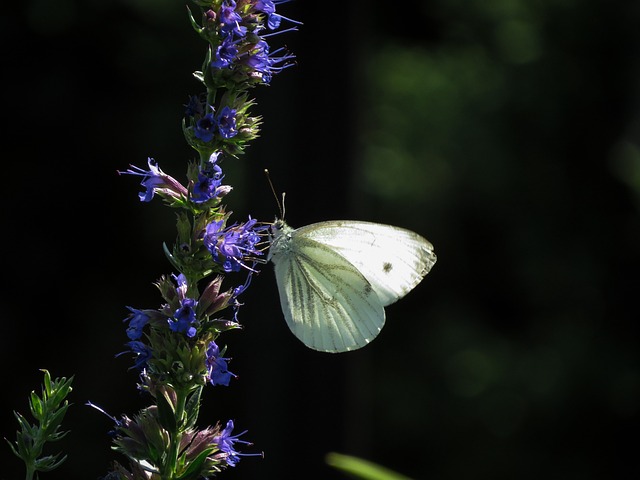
[199,149,212,166]
[206,88,217,110]
[164,389,188,479]
[25,430,46,480]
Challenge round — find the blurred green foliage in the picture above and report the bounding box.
[327,452,413,480]
[347,1,640,478]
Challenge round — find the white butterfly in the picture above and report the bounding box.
[267,219,436,353]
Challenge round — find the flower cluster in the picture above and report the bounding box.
[120,152,231,210]
[119,270,248,389]
[203,0,298,85]
[99,1,298,478]
[191,151,228,203]
[184,0,298,159]
[92,396,259,479]
[204,216,265,272]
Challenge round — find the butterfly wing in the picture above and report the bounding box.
[295,221,436,306]
[272,232,386,353]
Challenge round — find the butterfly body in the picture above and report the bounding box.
[268,220,436,353]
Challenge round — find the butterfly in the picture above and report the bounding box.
[267,219,436,353]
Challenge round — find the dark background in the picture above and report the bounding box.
[2,0,640,479]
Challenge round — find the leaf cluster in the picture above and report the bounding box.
[6,369,74,480]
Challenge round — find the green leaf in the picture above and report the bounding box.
[46,429,70,442]
[48,376,74,407]
[13,411,34,435]
[176,447,215,480]
[184,387,202,430]
[6,436,23,459]
[326,452,414,480]
[34,453,67,472]
[42,369,52,396]
[155,389,177,433]
[13,426,33,459]
[42,403,69,438]
[186,5,203,35]
[163,242,183,271]
[29,392,44,419]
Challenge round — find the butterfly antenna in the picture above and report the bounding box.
[281,192,286,220]
[264,169,286,220]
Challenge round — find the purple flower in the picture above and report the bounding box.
[219,0,246,37]
[184,95,205,118]
[253,0,301,31]
[203,217,264,272]
[174,273,189,299]
[167,274,198,337]
[192,152,225,203]
[228,273,254,324]
[206,341,236,386]
[254,0,276,14]
[123,307,149,340]
[216,106,238,139]
[243,40,295,84]
[168,297,198,337]
[213,420,254,467]
[266,13,282,30]
[194,110,217,142]
[193,105,237,142]
[121,341,152,371]
[212,36,240,69]
[119,158,187,202]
